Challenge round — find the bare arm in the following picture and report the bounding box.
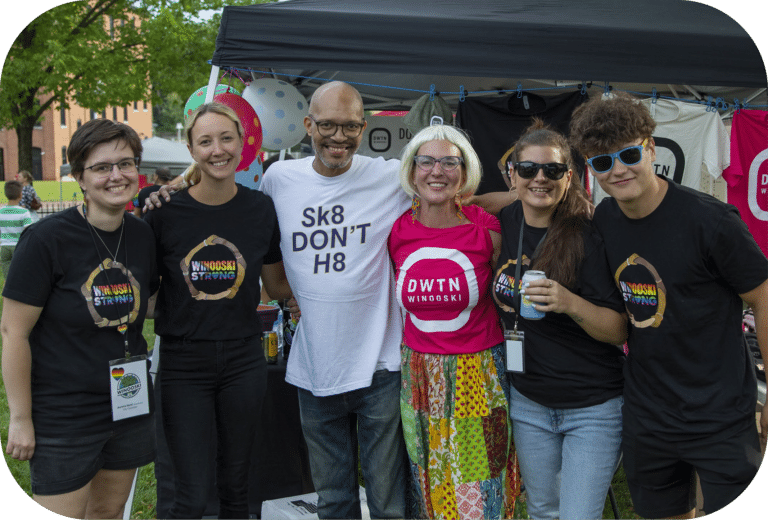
[465,190,517,216]
[489,229,502,267]
[261,261,293,302]
[522,278,629,345]
[1,299,44,461]
[741,278,768,452]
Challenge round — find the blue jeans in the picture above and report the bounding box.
[509,385,623,520]
[297,370,407,519]
[161,335,266,519]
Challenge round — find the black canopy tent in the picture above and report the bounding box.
[207,0,767,112]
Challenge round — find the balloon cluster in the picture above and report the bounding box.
[183,79,308,172]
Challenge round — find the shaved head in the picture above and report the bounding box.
[309,81,365,119]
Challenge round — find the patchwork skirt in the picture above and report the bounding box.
[401,343,520,519]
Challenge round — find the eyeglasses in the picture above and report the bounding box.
[84,157,140,175]
[414,155,464,172]
[509,161,569,180]
[586,138,648,174]
[309,115,365,138]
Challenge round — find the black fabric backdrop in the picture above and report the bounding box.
[212,0,765,89]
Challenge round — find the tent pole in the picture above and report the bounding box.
[205,66,220,103]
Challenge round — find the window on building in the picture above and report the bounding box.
[90,109,96,120]
[60,107,66,127]
[124,106,128,120]
[102,110,107,119]
[62,146,68,164]
[77,119,82,128]
[0,148,5,181]
[113,107,118,120]
[110,16,114,39]
[143,100,148,111]
[134,101,138,111]
[32,147,43,180]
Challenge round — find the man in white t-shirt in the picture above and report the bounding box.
[260,82,410,519]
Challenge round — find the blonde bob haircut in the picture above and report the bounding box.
[398,124,482,198]
[184,102,244,185]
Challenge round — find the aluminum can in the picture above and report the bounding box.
[263,331,278,364]
[520,270,546,320]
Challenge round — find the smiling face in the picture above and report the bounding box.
[514,144,572,225]
[305,84,367,177]
[412,139,465,207]
[187,112,243,183]
[77,139,139,213]
[590,137,657,207]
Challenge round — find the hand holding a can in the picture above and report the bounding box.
[521,278,576,316]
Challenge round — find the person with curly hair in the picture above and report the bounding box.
[570,93,768,518]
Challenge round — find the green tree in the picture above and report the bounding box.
[0,0,269,174]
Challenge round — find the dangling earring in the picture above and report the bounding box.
[411,194,420,223]
[455,193,464,220]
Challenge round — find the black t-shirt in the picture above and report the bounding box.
[493,201,625,408]
[145,184,282,340]
[456,91,588,194]
[3,207,159,436]
[134,184,162,217]
[593,178,768,438]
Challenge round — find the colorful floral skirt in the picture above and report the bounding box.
[401,343,520,519]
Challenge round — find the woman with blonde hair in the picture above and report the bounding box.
[388,124,519,519]
[144,102,292,519]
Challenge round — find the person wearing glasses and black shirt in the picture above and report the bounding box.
[1,119,159,519]
[569,93,768,519]
[492,119,628,520]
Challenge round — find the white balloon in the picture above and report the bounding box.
[242,79,308,151]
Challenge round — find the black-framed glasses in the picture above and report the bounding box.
[309,115,365,137]
[509,161,569,180]
[84,157,140,175]
[414,155,464,172]
[586,138,648,174]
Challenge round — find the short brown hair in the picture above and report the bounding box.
[4,180,22,200]
[68,119,143,179]
[569,93,656,157]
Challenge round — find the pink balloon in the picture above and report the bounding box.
[213,92,263,172]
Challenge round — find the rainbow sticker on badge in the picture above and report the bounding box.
[111,367,125,380]
[117,324,128,334]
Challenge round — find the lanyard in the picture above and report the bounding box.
[513,216,547,321]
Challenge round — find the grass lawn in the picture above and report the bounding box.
[1,273,641,519]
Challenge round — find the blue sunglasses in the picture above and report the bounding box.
[586,138,648,174]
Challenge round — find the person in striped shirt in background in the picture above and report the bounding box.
[0,180,34,278]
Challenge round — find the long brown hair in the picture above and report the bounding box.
[510,119,593,288]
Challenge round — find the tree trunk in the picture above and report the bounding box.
[15,117,35,174]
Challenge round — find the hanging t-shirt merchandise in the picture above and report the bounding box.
[456,90,589,194]
[592,98,730,205]
[593,180,768,439]
[2,207,159,436]
[722,109,768,258]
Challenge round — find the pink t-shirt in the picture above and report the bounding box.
[388,204,504,355]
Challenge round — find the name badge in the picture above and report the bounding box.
[109,355,150,421]
[504,330,525,373]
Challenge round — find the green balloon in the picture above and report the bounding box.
[184,85,241,119]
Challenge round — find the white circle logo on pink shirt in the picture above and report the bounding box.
[396,247,479,333]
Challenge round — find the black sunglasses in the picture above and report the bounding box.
[508,161,569,180]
